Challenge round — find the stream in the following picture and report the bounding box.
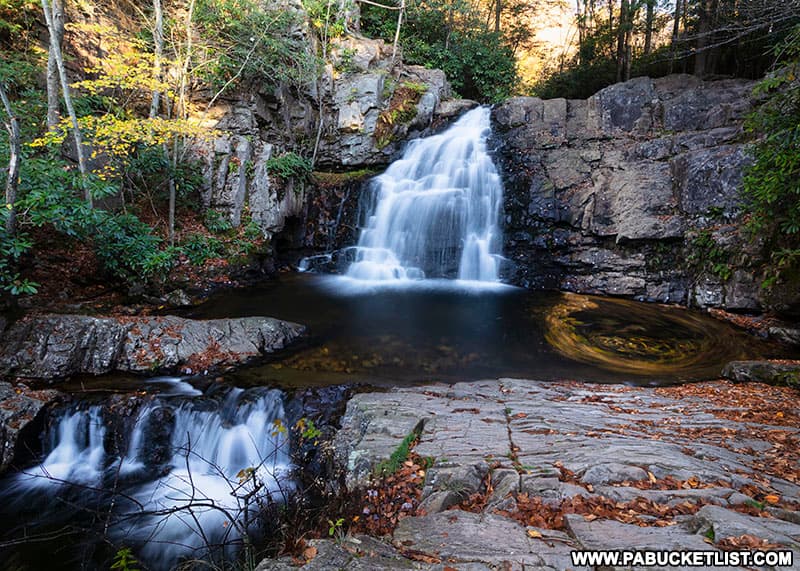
[0,107,790,570]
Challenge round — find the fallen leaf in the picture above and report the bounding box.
[303,546,318,561]
[527,529,543,538]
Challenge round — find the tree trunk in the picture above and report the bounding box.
[494,0,501,33]
[670,0,682,71]
[643,0,654,55]
[149,0,164,119]
[576,0,585,63]
[46,0,64,129]
[168,0,196,246]
[693,0,709,76]
[0,83,20,235]
[41,0,91,205]
[615,0,629,82]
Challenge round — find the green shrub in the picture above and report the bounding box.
[266,152,312,181]
[203,209,234,234]
[743,25,800,288]
[180,234,226,266]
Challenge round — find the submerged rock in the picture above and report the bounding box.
[0,382,60,472]
[722,360,800,387]
[0,314,305,380]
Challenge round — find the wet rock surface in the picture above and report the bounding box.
[491,75,767,312]
[0,314,305,380]
[723,360,800,387]
[265,378,800,570]
[0,382,60,472]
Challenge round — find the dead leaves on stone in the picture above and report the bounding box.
[496,493,707,531]
[349,456,426,536]
[717,534,782,551]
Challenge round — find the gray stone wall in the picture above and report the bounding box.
[491,74,764,311]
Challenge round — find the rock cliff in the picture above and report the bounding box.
[491,75,764,311]
[194,32,472,250]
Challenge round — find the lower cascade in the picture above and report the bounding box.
[0,387,292,570]
[344,106,505,282]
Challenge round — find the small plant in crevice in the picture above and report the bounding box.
[374,424,422,476]
[266,152,313,182]
[374,82,428,149]
[687,230,733,282]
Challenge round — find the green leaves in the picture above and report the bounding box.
[266,152,313,182]
[360,0,518,102]
[742,24,800,290]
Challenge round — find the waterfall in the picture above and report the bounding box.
[345,106,504,282]
[5,388,292,569]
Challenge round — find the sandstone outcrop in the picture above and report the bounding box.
[492,75,764,311]
[0,315,304,380]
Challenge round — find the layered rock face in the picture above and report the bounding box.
[492,75,762,311]
[194,32,470,250]
[0,315,305,380]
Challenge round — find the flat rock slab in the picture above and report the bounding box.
[318,378,800,571]
[393,510,586,570]
[0,314,305,380]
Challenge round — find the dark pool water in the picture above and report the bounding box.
[184,273,784,387]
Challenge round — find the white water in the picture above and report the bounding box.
[345,106,504,283]
[9,388,292,569]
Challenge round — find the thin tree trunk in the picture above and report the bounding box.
[615,0,628,82]
[494,0,501,33]
[46,0,64,129]
[643,0,654,55]
[0,83,20,235]
[576,0,585,63]
[693,0,709,76]
[391,0,405,67]
[149,0,164,119]
[41,0,90,205]
[670,0,682,71]
[168,0,196,246]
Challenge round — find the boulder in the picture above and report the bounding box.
[722,360,800,387]
[0,314,305,380]
[0,382,60,472]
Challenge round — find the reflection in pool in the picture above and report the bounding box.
[187,273,784,387]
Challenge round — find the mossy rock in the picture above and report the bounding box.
[722,360,800,388]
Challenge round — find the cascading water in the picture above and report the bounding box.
[345,106,504,282]
[1,387,292,570]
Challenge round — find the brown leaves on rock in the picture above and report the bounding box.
[655,380,800,428]
[349,456,426,536]
[495,493,707,531]
[717,534,782,551]
[612,474,729,491]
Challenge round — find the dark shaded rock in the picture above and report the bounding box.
[0,382,60,472]
[0,314,305,380]
[491,75,762,310]
[722,360,800,387]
